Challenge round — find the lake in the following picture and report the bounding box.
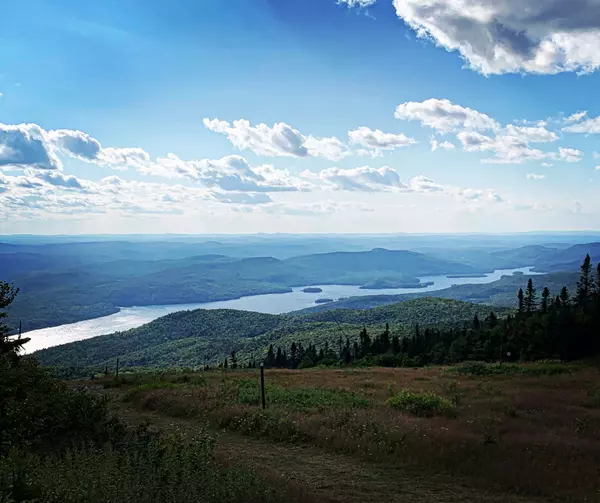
[24,267,539,353]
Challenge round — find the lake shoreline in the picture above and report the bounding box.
[25,266,539,354]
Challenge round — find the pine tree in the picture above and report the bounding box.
[576,254,593,306]
[230,351,237,369]
[524,279,537,313]
[0,282,28,356]
[223,357,228,369]
[265,344,276,367]
[560,287,570,307]
[517,288,524,312]
[473,314,480,330]
[541,287,550,313]
[486,311,498,329]
[276,347,283,368]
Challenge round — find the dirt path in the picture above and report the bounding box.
[115,402,551,503]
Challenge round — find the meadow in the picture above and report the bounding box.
[97,362,600,503]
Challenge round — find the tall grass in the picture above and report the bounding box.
[0,427,274,503]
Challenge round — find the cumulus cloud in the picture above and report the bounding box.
[395,99,499,133]
[564,111,588,124]
[0,123,61,170]
[558,147,583,163]
[349,126,416,156]
[149,154,310,193]
[393,0,600,75]
[430,137,455,151]
[31,170,86,189]
[526,173,546,180]
[563,115,600,134]
[303,165,408,192]
[203,118,348,161]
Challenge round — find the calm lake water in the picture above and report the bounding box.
[25,267,540,353]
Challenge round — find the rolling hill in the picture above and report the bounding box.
[34,297,509,374]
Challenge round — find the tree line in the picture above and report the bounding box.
[227,255,600,369]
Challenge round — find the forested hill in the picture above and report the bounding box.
[34,297,502,374]
[4,247,480,333]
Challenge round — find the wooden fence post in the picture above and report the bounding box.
[260,363,266,410]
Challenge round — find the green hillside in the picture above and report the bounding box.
[35,297,507,375]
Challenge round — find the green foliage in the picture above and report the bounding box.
[0,355,123,452]
[387,389,456,417]
[235,379,369,410]
[0,428,274,503]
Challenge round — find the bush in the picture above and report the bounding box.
[0,355,123,452]
[0,427,275,503]
[388,389,456,417]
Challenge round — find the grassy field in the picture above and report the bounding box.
[91,362,600,503]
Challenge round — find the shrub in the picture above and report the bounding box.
[388,389,456,417]
[0,428,275,503]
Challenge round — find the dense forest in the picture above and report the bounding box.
[250,256,600,369]
[34,298,504,376]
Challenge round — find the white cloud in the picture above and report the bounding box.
[203,118,348,161]
[30,170,87,190]
[395,99,499,133]
[0,123,61,170]
[558,147,583,163]
[596,165,600,170]
[303,165,407,192]
[504,125,558,143]
[594,152,600,159]
[430,137,455,151]
[563,115,600,134]
[337,0,376,7]
[393,0,600,75]
[349,126,416,156]
[526,173,546,180]
[149,154,310,193]
[564,111,588,124]
[541,162,554,167]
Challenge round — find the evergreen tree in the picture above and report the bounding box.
[230,351,237,369]
[276,347,283,368]
[541,287,550,313]
[524,279,537,313]
[576,254,593,306]
[560,287,570,307]
[265,344,276,367]
[0,282,28,356]
[517,288,524,312]
[223,357,228,369]
[472,314,480,331]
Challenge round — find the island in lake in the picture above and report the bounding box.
[315,298,334,304]
[302,287,323,293]
[359,279,434,290]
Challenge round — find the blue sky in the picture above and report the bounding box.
[1,0,600,234]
